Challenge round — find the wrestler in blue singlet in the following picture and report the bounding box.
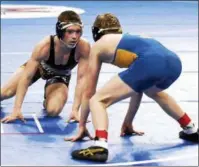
[113,33,182,92]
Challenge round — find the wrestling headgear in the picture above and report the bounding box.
[56,10,83,39]
[92,13,122,42]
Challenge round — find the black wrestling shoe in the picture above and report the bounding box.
[179,128,199,143]
[71,146,108,162]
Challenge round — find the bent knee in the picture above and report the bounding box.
[90,93,113,108]
[45,94,67,116]
[45,103,63,117]
[1,88,16,98]
[144,86,163,99]
[145,92,157,99]
[145,91,167,100]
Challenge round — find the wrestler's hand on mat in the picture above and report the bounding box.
[66,111,80,123]
[66,111,90,123]
[120,123,144,136]
[64,126,94,142]
[1,110,26,123]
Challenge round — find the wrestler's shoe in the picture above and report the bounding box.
[71,146,108,162]
[179,127,199,143]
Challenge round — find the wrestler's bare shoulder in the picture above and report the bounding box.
[76,37,91,59]
[31,36,51,60]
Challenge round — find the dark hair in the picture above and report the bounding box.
[58,10,82,24]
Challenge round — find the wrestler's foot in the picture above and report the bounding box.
[71,146,108,162]
[179,127,199,143]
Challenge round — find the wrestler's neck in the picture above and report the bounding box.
[56,36,77,53]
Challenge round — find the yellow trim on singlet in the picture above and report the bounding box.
[113,49,138,68]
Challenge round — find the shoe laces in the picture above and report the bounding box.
[79,147,104,156]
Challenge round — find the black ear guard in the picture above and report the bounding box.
[56,21,83,39]
[92,26,104,42]
[56,21,65,39]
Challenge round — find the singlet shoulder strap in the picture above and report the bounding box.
[67,47,77,65]
[46,35,55,64]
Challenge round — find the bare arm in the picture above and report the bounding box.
[64,43,102,141]
[13,59,39,110]
[1,56,41,123]
[12,38,49,112]
[79,46,102,127]
[71,41,90,114]
[14,37,50,112]
[1,36,51,123]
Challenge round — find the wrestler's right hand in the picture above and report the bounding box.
[66,110,91,123]
[66,110,80,123]
[1,108,26,123]
[64,126,93,142]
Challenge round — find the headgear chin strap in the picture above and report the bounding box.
[56,21,83,39]
[92,26,122,42]
[60,39,77,48]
